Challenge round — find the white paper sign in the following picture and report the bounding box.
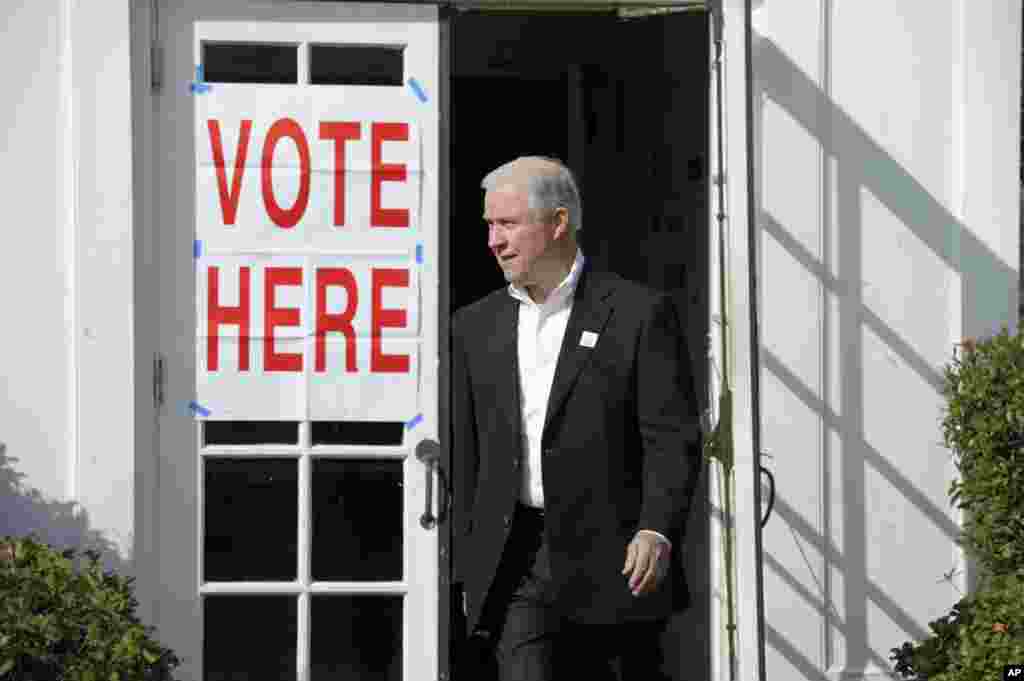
[195,86,423,423]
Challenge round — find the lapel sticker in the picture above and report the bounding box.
[580,331,599,348]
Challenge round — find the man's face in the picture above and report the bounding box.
[484,185,553,288]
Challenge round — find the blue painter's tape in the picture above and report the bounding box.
[406,413,423,430]
[190,65,211,95]
[415,243,423,264]
[194,240,202,259]
[407,77,428,103]
[189,400,211,417]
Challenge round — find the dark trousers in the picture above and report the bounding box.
[475,503,671,681]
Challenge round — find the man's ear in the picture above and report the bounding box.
[552,207,570,239]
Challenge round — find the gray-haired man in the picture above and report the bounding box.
[452,157,702,680]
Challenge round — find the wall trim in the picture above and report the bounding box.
[61,0,80,504]
[68,0,137,565]
[949,0,969,598]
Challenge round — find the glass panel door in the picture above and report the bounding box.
[154,4,441,679]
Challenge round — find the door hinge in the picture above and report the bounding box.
[150,0,162,93]
[153,353,165,408]
[151,42,163,93]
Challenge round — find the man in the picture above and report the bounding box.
[451,156,702,681]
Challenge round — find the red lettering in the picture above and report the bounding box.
[318,122,361,227]
[208,119,252,225]
[207,266,251,371]
[264,267,303,372]
[371,268,409,373]
[262,118,311,229]
[371,122,409,228]
[315,268,359,373]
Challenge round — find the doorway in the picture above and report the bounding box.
[447,9,711,680]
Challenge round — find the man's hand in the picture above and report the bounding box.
[622,531,671,596]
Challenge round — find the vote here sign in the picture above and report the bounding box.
[195,88,422,422]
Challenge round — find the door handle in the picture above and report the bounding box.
[415,439,449,530]
[759,463,775,528]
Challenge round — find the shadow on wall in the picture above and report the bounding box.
[753,26,1016,679]
[0,441,128,575]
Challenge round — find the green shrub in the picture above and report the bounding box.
[942,325,1024,576]
[0,535,180,681]
[890,597,974,680]
[891,574,1024,681]
[933,574,1024,681]
[890,322,1024,680]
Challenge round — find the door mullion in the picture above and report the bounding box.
[299,453,312,586]
[297,590,310,681]
[298,40,310,86]
[298,453,312,680]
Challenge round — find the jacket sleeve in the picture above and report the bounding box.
[636,293,703,544]
[450,309,479,580]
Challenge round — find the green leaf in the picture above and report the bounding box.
[892,326,1024,678]
[0,536,180,680]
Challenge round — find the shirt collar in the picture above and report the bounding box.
[508,247,585,309]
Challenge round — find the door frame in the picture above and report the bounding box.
[129,2,757,681]
[707,1,765,680]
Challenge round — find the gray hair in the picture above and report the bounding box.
[481,156,583,235]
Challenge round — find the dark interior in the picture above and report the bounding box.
[448,9,711,681]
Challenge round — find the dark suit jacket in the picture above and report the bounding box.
[451,259,702,634]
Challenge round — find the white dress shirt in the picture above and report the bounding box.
[508,248,671,549]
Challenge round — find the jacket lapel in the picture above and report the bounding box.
[540,261,615,445]
[488,292,523,447]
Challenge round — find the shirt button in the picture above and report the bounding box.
[504,515,511,529]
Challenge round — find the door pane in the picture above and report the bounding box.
[204,458,298,581]
[311,421,405,446]
[312,459,403,581]
[311,596,402,681]
[204,421,299,446]
[309,45,404,86]
[204,595,298,681]
[202,42,298,83]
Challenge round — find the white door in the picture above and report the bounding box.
[707,0,767,680]
[152,3,441,679]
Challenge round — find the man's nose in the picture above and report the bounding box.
[488,229,505,251]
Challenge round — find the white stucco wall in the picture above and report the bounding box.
[0,1,136,574]
[752,1,1019,679]
[1,3,76,537]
